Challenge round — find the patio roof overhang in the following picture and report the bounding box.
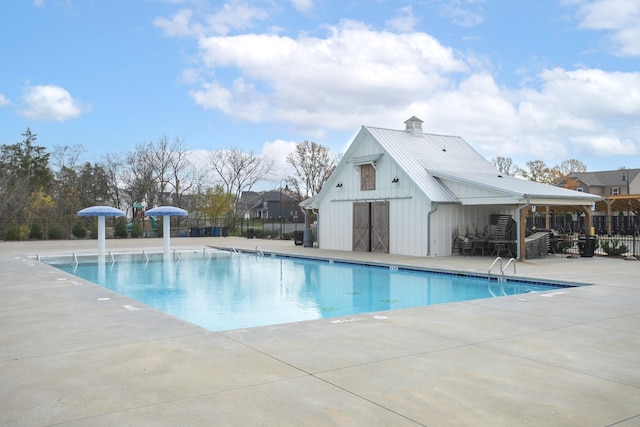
[595,195,640,213]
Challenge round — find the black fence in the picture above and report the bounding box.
[526,213,640,258]
[527,213,639,236]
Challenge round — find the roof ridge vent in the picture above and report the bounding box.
[404,116,424,136]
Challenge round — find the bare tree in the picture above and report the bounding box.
[134,135,199,208]
[519,160,553,183]
[491,156,520,176]
[208,148,273,205]
[124,150,156,214]
[286,141,338,198]
[50,144,85,173]
[100,152,127,210]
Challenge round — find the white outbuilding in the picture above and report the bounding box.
[302,116,602,259]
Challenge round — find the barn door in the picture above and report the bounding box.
[371,201,389,253]
[353,202,370,252]
[352,201,389,253]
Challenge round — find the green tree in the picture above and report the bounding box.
[0,128,53,191]
[202,185,234,224]
[77,162,110,206]
[0,129,53,236]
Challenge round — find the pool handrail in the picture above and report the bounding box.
[488,256,517,284]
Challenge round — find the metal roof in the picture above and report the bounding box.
[364,126,503,203]
[307,121,602,208]
[431,171,602,204]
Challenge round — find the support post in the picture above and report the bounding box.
[98,215,106,259]
[518,206,529,260]
[163,215,171,257]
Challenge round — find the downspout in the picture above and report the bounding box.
[427,202,439,256]
[312,208,319,248]
[300,207,307,228]
[516,197,531,260]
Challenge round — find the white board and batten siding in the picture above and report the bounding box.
[318,132,432,256]
[309,116,599,258]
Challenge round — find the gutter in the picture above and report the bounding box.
[516,197,531,260]
[427,202,439,256]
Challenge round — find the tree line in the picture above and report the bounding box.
[0,129,339,240]
[491,156,587,185]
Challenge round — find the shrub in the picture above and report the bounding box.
[89,222,99,239]
[4,222,21,241]
[600,239,629,256]
[114,218,128,238]
[29,219,43,239]
[72,221,87,239]
[48,223,63,240]
[130,219,143,238]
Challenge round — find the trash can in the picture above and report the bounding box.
[204,226,213,237]
[189,227,200,237]
[213,226,221,237]
[293,230,304,245]
[303,229,313,247]
[581,236,596,257]
[247,227,254,239]
[221,226,228,237]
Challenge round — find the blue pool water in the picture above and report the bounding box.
[46,252,569,331]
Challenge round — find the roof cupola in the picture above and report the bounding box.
[404,116,424,136]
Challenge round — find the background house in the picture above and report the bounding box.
[238,190,301,222]
[303,116,601,259]
[556,169,640,234]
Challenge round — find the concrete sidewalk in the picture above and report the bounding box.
[1,237,639,426]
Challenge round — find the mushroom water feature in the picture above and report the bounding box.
[144,206,188,257]
[77,206,126,259]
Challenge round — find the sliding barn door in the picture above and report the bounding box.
[371,201,389,253]
[353,202,370,252]
[352,201,389,253]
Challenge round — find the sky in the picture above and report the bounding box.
[1,0,640,182]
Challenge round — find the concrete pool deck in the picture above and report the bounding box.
[1,237,639,426]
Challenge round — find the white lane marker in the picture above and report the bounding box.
[122,304,140,311]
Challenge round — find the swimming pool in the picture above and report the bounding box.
[45,251,571,332]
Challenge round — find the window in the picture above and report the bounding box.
[360,164,376,191]
[611,187,620,195]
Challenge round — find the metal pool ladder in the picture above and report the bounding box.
[488,256,516,283]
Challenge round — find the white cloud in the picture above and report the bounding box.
[0,94,9,106]
[291,0,313,14]
[154,9,195,37]
[573,0,640,56]
[436,0,486,28]
[420,67,640,165]
[262,139,296,179]
[154,1,269,37]
[385,6,418,33]
[20,84,89,122]
[159,3,640,171]
[33,0,45,7]
[190,20,467,132]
